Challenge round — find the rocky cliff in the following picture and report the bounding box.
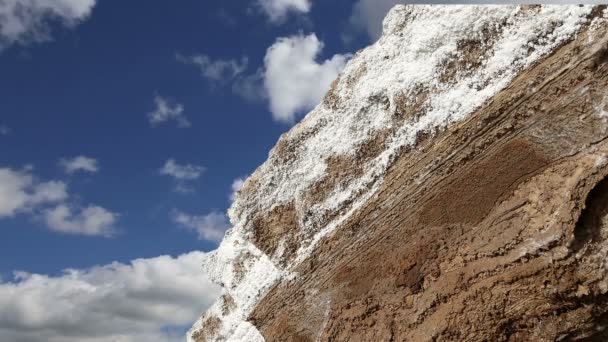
[189,5,608,341]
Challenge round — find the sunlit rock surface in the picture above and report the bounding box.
[190,5,608,341]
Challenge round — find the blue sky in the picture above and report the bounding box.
[0,0,375,276]
[0,0,395,340]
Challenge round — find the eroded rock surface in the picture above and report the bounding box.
[191,5,608,342]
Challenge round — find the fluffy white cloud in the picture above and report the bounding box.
[264,33,350,122]
[0,251,220,342]
[44,204,117,237]
[176,54,248,84]
[0,166,118,236]
[27,180,69,206]
[60,156,99,174]
[198,34,347,122]
[172,210,229,242]
[0,0,96,49]
[147,95,190,128]
[256,0,311,22]
[0,167,68,217]
[347,0,403,41]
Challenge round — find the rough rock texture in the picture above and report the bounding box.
[191,5,608,342]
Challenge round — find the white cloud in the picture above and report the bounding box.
[178,53,267,102]
[160,159,204,181]
[256,0,311,22]
[43,204,117,237]
[147,95,190,128]
[0,0,96,49]
[176,53,248,84]
[0,251,220,342]
[172,210,229,242]
[230,177,246,201]
[160,159,205,194]
[0,167,67,218]
[195,34,348,122]
[60,156,99,174]
[0,166,118,237]
[264,33,350,122]
[347,0,403,41]
[28,180,69,205]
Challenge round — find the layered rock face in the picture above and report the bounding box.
[190,5,608,341]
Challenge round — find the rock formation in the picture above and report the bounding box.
[190,5,608,341]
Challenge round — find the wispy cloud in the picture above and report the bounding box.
[60,156,99,174]
[0,0,96,50]
[185,33,349,123]
[147,95,190,128]
[0,251,220,342]
[160,159,204,181]
[256,0,311,22]
[160,159,205,193]
[172,210,230,242]
[0,125,10,136]
[231,69,267,102]
[176,53,248,85]
[179,52,269,104]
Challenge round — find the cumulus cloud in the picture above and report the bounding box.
[264,33,350,122]
[0,251,220,342]
[172,210,229,242]
[0,0,96,50]
[176,53,248,84]
[185,34,348,123]
[256,0,311,22]
[0,166,118,236]
[60,156,99,174]
[0,167,68,218]
[44,204,117,237]
[147,95,190,128]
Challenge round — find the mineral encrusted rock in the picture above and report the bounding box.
[190,5,608,341]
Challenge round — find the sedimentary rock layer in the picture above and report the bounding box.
[190,5,608,341]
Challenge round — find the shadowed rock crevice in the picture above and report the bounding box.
[572,176,608,253]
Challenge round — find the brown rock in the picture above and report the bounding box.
[249,7,608,342]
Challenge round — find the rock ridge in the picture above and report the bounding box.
[190,5,608,341]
